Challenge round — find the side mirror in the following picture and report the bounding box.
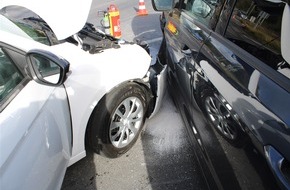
[151,0,174,11]
[26,49,70,86]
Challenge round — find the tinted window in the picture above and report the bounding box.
[173,0,181,8]
[0,48,24,103]
[224,0,289,78]
[182,0,224,29]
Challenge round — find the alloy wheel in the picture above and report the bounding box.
[109,97,144,148]
[204,96,237,140]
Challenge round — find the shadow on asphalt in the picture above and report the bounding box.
[131,13,163,60]
[61,151,97,190]
[131,13,163,41]
[140,91,210,190]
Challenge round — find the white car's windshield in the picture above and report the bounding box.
[0,6,59,45]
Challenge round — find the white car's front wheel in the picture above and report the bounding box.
[86,82,148,158]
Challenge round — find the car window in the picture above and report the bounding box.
[174,0,184,8]
[182,0,224,29]
[14,20,51,45]
[224,0,290,79]
[0,48,24,104]
[0,6,59,45]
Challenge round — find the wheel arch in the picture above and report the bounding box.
[194,78,216,110]
[84,80,153,153]
[196,80,249,147]
[194,77,247,133]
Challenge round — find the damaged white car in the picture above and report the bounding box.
[0,0,167,189]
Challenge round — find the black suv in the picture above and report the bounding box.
[152,0,290,189]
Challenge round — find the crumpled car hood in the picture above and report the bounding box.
[0,0,92,40]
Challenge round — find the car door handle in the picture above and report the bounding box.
[181,44,193,57]
[265,145,290,188]
[181,48,192,56]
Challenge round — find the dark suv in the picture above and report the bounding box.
[152,0,290,189]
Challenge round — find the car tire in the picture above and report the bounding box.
[201,89,246,147]
[86,82,148,158]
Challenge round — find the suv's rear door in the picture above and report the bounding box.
[196,0,290,189]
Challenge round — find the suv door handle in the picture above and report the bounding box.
[181,45,192,57]
[181,48,192,56]
[265,145,290,189]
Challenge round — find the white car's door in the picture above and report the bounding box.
[0,46,72,190]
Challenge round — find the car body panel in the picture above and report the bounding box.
[0,27,153,166]
[0,0,92,40]
[148,60,168,119]
[0,77,71,190]
[153,0,290,189]
[50,42,152,164]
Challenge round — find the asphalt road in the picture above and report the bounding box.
[61,1,209,189]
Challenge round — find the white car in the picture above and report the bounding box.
[0,0,167,189]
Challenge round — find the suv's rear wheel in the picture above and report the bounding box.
[87,82,148,158]
[201,90,246,147]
